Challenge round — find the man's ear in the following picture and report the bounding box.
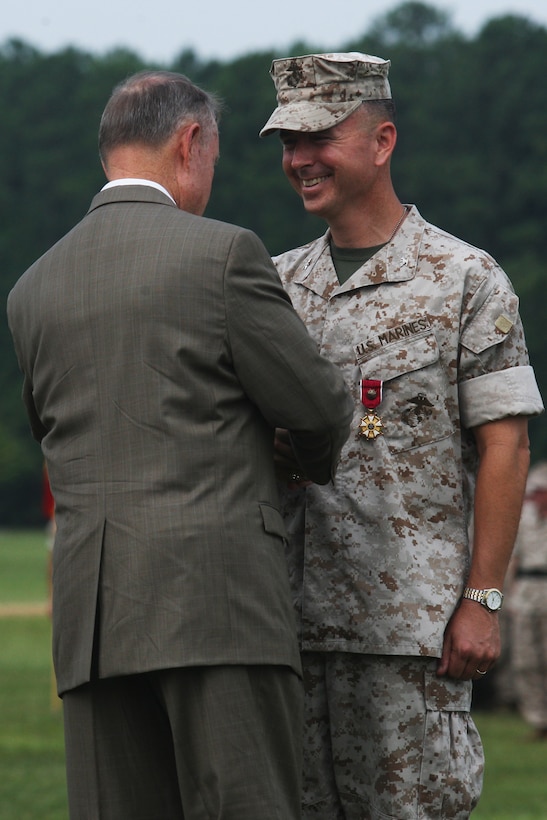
[177,122,201,166]
[375,121,397,167]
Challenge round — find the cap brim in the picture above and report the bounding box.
[259,99,362,137]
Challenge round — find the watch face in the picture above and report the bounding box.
[485,590,503,611]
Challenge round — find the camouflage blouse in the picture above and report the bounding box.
[275,205,543,657]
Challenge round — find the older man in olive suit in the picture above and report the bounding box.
[7,71,353,820]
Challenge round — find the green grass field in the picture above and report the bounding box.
[0,530,66,819]
[1,530,547,818]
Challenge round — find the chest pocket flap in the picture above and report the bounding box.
[358,330,439,381]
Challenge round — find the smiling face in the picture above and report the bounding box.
[279,107,383,227]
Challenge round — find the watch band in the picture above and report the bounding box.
[462,587,503,611]
[462,587,484,603]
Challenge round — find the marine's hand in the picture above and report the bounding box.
[437,599,500,680]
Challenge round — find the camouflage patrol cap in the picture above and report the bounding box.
[259,52,391,137]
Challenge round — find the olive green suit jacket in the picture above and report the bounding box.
[7,185,352,695]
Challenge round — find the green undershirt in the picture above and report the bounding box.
[330,241,386,284]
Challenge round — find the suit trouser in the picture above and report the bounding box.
[62,665,303,820]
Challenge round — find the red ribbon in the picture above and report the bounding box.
[361,379,383,411]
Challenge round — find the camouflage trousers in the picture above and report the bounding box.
[301,652,484,819]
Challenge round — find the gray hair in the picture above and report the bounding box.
[98,70,222,163]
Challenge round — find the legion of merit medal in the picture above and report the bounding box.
[358,379,384,439]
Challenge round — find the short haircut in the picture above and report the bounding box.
[361,98,397,125]
[98,70,222,163]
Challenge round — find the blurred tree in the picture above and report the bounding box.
[0,42,146,523]
[1,4,546,523]
[365,0,453,45]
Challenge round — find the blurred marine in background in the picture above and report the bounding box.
[509,461,547,740]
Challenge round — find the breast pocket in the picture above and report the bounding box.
[358,331,455,453]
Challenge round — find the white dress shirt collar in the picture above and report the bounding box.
[101,178,176,205]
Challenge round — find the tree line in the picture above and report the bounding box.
[1,1,546,524]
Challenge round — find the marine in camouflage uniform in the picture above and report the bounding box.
[508,462,547,739]
[261,52,544,819]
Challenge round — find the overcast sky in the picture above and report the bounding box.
[1,0,546,64]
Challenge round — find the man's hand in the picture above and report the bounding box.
[437,599,500,680]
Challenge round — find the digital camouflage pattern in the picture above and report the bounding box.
[275,205,543,658]
[260,52,391,136]
[301,652,483,819]
[509,464,547,732]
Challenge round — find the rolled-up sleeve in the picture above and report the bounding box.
[457,273,543,428]
[460,365,543,428]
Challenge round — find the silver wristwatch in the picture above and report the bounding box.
[462,587,504,612]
